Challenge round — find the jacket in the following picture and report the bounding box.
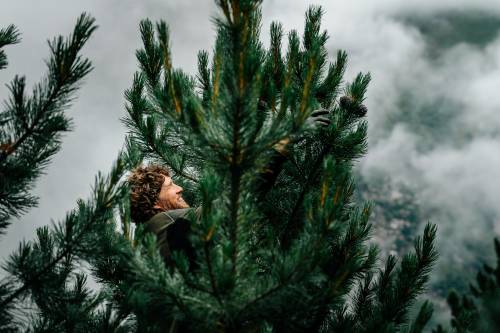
[145,208,199,267]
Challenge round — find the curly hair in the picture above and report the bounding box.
[128,164,170,223]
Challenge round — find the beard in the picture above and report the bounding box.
[173,196,190,209]
[160,196,190,210]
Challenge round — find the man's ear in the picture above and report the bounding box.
[153,198,168,210]
[153,200,165,210]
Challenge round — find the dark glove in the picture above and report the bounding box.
[304,109,331,130]
[273,109,331,154]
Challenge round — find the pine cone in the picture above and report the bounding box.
[339,96,367,118]
[339,95,355,110]
[354,104,368,117]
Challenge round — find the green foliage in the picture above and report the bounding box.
[119,1,438,331]
[0,25,20,70]
[1,1,444,332]
[0,141,142,330]
[0,13,102,331]
[434,238,500,333]
[0,14,96,235]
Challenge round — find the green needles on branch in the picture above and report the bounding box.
[0,14,97,235]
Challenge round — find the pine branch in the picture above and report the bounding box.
[203,242,223,305]
[363,224,438,331]
[437,238,500,333]
[282,144,329,243]
[316,50,347,108]
[123,73,198,183]
[0,24,21,71]
[0,13,96,163]
[196,50,212,108]
[406,301,434,333]
[0,281,17,332]
[0,13,97,234]
[1,148,137,324]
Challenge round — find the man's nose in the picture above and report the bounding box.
[176,184,183,193]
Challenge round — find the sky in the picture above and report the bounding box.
[2,0,500,322]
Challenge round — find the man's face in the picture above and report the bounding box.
[154,176,189,210]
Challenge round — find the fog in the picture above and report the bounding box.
[2,0,500,323]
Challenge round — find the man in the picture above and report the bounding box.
[128,165,197,265]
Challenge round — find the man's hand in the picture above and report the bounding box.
[273,109,331,154]
[304,109,331,130]
[263,108,333,196]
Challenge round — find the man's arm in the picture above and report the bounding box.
[255,109,331,200]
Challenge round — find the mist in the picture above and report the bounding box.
[2,0,500,324]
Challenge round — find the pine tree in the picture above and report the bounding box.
[112,1,439,331]
[0,14,96,233]
[433,238,500,333]
[1,2,442,332]
[0,13,116,331]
